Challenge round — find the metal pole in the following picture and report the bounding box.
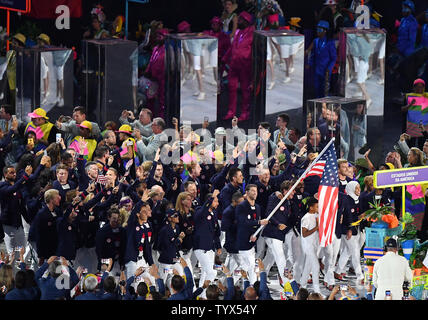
[251,137,336,239]
[402,185,406,217]
[7,9,10,51]
[125,0,129,39]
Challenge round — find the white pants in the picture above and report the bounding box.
[209,48,218,68]
[179,249,195,278]
[21,217,32,264]
[267,41,273,61]
[3,225,26,255]
[27,241,39,271]
[55,65,64,81]
[285,231,304,283]
[225,252,242,284]
[320,234,342,286]
[353,57,369,84]
[109,260,122,278]
[300,243,321,293]
[193,56,201,71]
[74,247,98,274]
[194,249,217,285]
[359,230,366,250]
[152,248,160,266]
[337,234,364,280]
[256,236,267,260]
[264,237,288,284]
[41,56,49,80]
[238,247,257,285]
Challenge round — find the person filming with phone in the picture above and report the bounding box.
[372,238,413,300]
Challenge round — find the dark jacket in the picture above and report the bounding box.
[0,173,30,227]
[124,204,154,265]
[221,204,239,254]
[33,204,61,259]
[158,222,181,264]
[261,193,290,242]
[192,197,221,251]
[95,223,127,269]
[236,200,261,251]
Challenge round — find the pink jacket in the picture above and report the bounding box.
[223,25,255,69]
[146,44,165,81]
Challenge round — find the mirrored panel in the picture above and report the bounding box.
[338,28,385,165]
[15,47,74,121]
[253,30,305,135]
[306,96,366,160]
[165,34,218,128]
[82,39,137,125]
[340,28,385,118]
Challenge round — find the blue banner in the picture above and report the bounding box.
[0,0,28,12]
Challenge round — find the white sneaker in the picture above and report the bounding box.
[58,98,64,107]
[181,78,186,87]
[196,92,206,101]
[290,67,295,74]
[267,81,275,90]
[282,77,291,84]
[193,91,200,96]
[377,79,384,85]
[208,80,218,86]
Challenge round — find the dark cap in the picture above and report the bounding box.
[166,209,179,218]
[386,238,398,248]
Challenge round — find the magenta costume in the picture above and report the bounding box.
[222,22,255,120]
[145,29,168,118]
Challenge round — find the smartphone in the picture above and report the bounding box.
[385,290,391,296]
[213,264,222,271]
[56,133,62,143]
[14,246,22,252]
[254,261,260,273]
[340,284,347,291]
[82,268,88,274]
[101,259,110,265]
[43,149,48,157]
[204,116,209,123]
[234,269,241,275]
[28,138,34,145]
[164,268,173,274]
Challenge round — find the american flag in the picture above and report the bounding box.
[317,143,339,247]
[303,160,326,179]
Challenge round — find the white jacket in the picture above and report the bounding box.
[373,251,413,300]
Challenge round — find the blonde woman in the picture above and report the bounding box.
[175,192,196,275]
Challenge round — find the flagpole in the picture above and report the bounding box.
[251,137,336,239]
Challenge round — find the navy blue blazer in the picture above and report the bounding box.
[261,194,290,242]
[192,197,221,251]
[221,204,238,254]
[158,222,181,264]
[95,223,127,268]
[124,206,154,265]
[236,200,261,251]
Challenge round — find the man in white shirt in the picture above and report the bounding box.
[119,108,153,138]
[373,238,413,300]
